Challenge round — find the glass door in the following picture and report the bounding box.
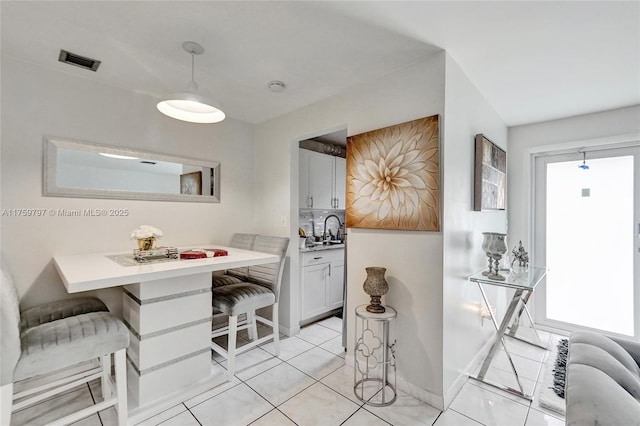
[534,145,640,337]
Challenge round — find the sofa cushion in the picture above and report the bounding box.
[569,342,640,399]
[566,363,640,426]
[566,331,640,426]
[570,331,640,376]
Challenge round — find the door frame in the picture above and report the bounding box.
[532,145,640,338]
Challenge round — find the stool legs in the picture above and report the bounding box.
[1,383,13,426]
[114,349,128,426]
[272,303,280,357]
[247,312,257,341]
[227,315,238,381]
[101,354,112,400]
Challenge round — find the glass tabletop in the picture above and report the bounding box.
[468,266,547,291]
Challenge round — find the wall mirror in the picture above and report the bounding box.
[44,137,220,202]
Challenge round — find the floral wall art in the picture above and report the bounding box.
[346,115,440,231]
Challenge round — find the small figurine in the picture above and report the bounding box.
[511,241,529,268]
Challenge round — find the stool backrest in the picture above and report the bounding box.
[1,266,22,386]
[225,233,257,280]
[230,233,257,250]
[247,236,289,302]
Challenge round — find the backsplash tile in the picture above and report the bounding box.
[299,210,345,240]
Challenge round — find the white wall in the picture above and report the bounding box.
[0,56,257,314]
[441,54,508,405]
[508,105,640,255]
[253,52,447,406]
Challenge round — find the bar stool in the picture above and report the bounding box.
[1,266,129,426]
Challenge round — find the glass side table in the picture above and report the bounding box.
[353,304,397,406]
[468,267,547,400]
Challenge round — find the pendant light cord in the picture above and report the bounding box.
[191,53,195,83]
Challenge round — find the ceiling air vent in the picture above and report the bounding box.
[58,49,101,72]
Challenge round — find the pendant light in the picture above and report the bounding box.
[157,41,225,124]
[578,151,589,170]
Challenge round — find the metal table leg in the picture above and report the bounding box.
[507,291,546,349]
[472,284,530,399]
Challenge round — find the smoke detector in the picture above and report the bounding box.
[267,80,286,93]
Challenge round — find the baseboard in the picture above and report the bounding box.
[299,308,342,327]
[279,323,300,337]
[442,332,497,409]
[443,369,469,409]
[397,376,444,411]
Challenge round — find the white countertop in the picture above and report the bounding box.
[299,243,345,253]
[54,245,279,293]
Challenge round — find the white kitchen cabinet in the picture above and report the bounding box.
[299,149,346,209]
[333,157,346,209]
[300,248,345,322]
[327,257,345,309]
[299,149,311,209]
[308,151,335,209]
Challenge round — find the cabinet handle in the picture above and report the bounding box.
[328,264,332,276]
[335,197,339,208]
[313,257,323,260]
[310,196,313,208]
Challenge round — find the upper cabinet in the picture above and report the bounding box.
[334,157,346,209]
[299,149,346,209]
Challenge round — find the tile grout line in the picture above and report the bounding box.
[182,402,203,426]
[448,407,489,426]
[465,379,532,409]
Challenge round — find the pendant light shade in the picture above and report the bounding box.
[157,42,225,124]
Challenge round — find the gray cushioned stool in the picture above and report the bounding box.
[211,235,289,381]
[1,267,129,426]
[566,331,640,426]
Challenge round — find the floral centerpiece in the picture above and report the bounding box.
[130,225,163,251]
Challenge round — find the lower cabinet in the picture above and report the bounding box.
[301,248,345,322]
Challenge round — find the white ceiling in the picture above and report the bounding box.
[2,1,638,127]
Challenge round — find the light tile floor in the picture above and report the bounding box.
[13,316,567,426]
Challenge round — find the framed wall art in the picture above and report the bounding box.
[180,171,202,195]
[474,133,506,211]
[346,115,440,231]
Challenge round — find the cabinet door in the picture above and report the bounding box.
[301,263,329,320]
[327,261,345,310]
[308,151,334,209]
[299,149,311,208]
[333,157,346,209]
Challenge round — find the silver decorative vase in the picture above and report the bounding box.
[363,267,389,313]
[481,232,494,276]
[483,232,508,281]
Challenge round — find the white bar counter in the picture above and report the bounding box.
[53,245,279,424]
[54,245,278,293]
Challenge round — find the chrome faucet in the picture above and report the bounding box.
[323,214,342,242]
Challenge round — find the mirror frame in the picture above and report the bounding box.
[43,136,221,203]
